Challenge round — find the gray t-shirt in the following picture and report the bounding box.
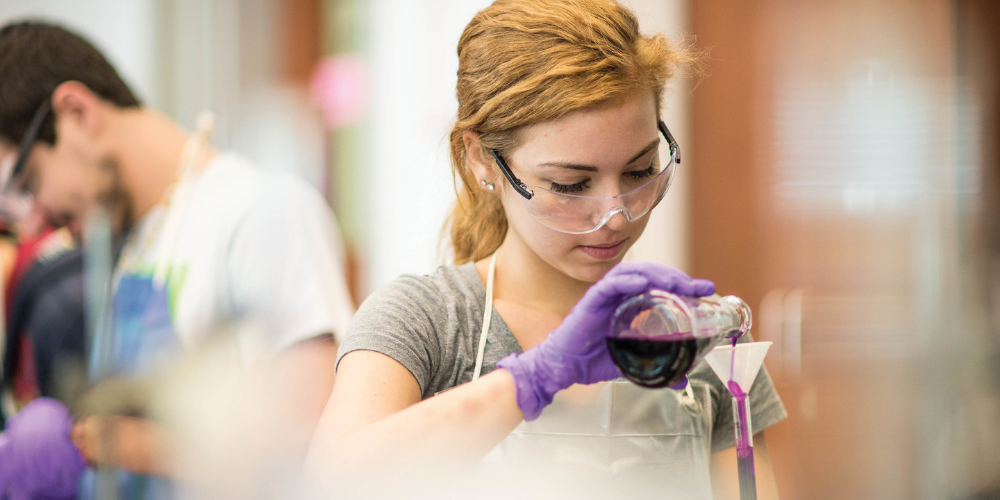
[337,263,787,452]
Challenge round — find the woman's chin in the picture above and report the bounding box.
[563,255,626,283]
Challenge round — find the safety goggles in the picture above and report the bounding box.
[489,121,680,234]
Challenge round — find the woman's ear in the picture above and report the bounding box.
[462,130,498,191]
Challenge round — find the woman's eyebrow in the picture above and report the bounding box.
[536,138,661,172]
[625,138,661,165]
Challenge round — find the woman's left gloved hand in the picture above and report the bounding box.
[498,262,715,420]
[0,398,87,499]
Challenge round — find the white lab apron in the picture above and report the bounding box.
[450,253,714,500]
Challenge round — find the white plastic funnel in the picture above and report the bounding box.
[704,342,772,395]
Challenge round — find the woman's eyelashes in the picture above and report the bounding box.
[549,179,590,194]
[547,163,660,194]
[623,164,658,181]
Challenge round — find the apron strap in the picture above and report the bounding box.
[152,112,216,288]
[472,252,498,381]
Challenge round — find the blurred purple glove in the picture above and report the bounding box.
[497,262,715,420]
[0,398,87,500]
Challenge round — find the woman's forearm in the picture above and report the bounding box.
[343,369,522,462]
[306,369,524,495]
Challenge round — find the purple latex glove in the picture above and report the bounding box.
[0,398,87,500]
[497,262,715,420]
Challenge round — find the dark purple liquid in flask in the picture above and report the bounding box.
[608,291,749,389]
[606,334,717,388]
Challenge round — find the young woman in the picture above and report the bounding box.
[307,1,786,498]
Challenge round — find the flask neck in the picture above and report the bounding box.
[719,295,753,339]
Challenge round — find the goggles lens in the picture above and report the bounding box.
[491,121,680,234]
[519,156,674,234]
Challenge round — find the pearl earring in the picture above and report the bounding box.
[481,180,495,191]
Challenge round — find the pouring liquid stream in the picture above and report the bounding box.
[728,337,757,500]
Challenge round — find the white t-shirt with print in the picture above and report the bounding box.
[116,152,355,366]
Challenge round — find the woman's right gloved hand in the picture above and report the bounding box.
[497,262,715,420]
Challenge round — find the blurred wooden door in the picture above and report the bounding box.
[690,1,960,498]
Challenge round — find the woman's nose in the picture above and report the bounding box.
[599,206,628,231]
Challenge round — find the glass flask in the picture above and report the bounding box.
[607,291,753,388]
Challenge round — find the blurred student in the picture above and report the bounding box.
[0,21,355,499]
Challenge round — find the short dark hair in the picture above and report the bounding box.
[0,21,141,147]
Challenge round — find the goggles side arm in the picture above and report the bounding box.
[489,149,534,200]
[7,99,53,192]
[658,120,680,165]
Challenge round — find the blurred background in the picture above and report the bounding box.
[0,0,998,498]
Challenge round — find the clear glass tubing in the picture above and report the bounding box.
[607,291,753,389]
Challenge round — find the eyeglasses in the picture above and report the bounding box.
[0,99,49,224]
[489,121,681,234]
[1,98,52,194]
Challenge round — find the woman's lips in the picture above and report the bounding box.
[577,239,627,260]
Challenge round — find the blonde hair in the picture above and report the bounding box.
[446,0,692,264]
